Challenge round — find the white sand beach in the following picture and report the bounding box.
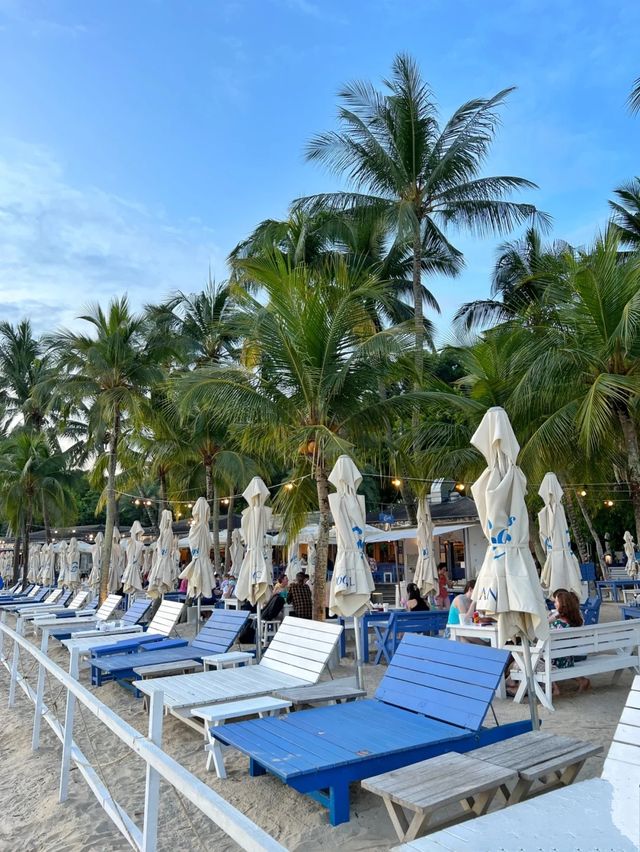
[0,603,632,852]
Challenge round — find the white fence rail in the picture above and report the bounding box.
[0,621,285,852]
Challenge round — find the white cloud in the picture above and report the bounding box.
[0,139,225,332]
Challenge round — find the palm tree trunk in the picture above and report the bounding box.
[100,410,120,603]
[528,507,545,568]
[225,492,233,571]
[562,486,589,564]
[12,532,21,585]
[575,491,606,578]
[412,226,424,386]
[211,478,221,573]
[618,410,640,542]
[22,503,33,587]
[41,494,51,544]
[314,464,331,621]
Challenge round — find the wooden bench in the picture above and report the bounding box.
[372,610,449,664]
[365,732,601,842]
[189,696,292,777]
[510,619,640,710]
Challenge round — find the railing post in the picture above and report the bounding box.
[142,688,164,852]
[8,618,24,707]
[59,653,78,802]
[32,628,50,750]
[0,611,6,663]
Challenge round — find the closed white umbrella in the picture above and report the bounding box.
[27,543,40,584]
[89,532,104,597]
[538,472,583,600]
[108,527,123,593]
[57,541,69,588]
[229,528,244,578]
[67,537,81,589]
[471,407,549,729]
[235,477,273,661]
[624,531,639,578]
[179,497,215,600]
[122,521,145,595]
[414,496,438,597]
[286,537,301,582]
[327,455,374,689]
[171,535,181,582]
[235,478,272,606]
[306,540,317,593]
[148,509,175,598]
[40,543,55,586]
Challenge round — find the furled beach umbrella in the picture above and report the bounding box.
[235,477,273,661]
[122,521,145,595]
[27,543,40,584]
[229,528,244,578]
[306,539,316,588]
[471,407,549,729]
[624,531,639,578]
[88,532,103,597]
[148,509,175,598]
[179,497,215,601]
[67,537,81,589]
[108,527,123,593]
[57,541,69,587]
[142,545,153,582]
[171,535,181,582]
[538,472,583,600]
[414,496,438,598]
[328,456,374,689]
[40,543,55,586]
[235,478,272,606]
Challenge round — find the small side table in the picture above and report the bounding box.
[274,679,366,708]
[202,651,254,671]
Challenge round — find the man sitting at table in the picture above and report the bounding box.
[287,571,313,619]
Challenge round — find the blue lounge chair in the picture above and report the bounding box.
[212,634,531,826]
[84,599,184,663]
[90,608,251,687]
[0,587,53,609]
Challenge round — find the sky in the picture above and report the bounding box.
[0,0,638,339]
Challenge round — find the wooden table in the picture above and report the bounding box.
[470,730,602,803]
[202,651,254,671]
[448,623,506,699]
[273,679,366,708]
[133,659,202,709]
[362,751,517,842]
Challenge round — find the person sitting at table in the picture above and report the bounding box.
[287,571,313,619]
[273,574,289,596]
[549,588,590,697]
[446,579,476,627]
[406,582,429,611]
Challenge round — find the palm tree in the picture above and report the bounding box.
[629,78,640,114]
[609,178,640,248]
[300,53,547,382]
[454,228,571,331]
[510,228,640,540]
[176,254,417,618]
[0,320,54,433]
[0,431,73,583]
[46,298,169,600]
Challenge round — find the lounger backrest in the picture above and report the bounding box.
[44,588,64,605]
[259,616,343,684]
[122,598,153,625]
[31,588,50,602]
[603,675,640,783]
[374,634,510,732]
[58,590,73,606]
[146,599,184,636]
[68,590,90,610]
[190,608,250,654]
[95,594,123,621]
[28,586,41,598]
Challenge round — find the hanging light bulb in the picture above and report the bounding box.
[392,478,402,488]
[579,489,587,497]
[222,498,230,505]
[187,502,193,509]
[455,483,465,492]
[604,499,614,508]
[284,483,294,491]
[134,498,141,506]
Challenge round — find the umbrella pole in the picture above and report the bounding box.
[196,596,201,633]
[520,632,540,731]
[353,614,364,691]
[256,603,263,663]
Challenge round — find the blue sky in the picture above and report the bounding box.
[0,0,638,338]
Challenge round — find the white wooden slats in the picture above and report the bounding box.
[146,600,184,636]
[94,594,123,621]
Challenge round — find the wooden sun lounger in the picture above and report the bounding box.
[90,608,250,687]
[393,676,640,851]
[211,635,530,826]
[134,617,343,728]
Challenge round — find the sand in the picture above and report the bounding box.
[0,603,632,852]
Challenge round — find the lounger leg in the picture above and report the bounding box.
[249,758,266,777]
[328,782,351,826]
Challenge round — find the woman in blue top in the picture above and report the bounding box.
[446,580,476,627]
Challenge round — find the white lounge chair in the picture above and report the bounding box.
[393,675,640,851]
[134,616,343,730]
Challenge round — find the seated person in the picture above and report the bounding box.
[286,571,313,619]
[549,588,590,697]
[446,579,476,627]
[261,590,285,622]
[220,573,236,599]
[406,582,429,611]
[273,574,289,596]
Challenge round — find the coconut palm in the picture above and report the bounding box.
[300,52,547,381]
[46,298,170,600]
[454,228,571,331]
[176,253,417,618]
[629,78,640,115]
[609,178,640,248]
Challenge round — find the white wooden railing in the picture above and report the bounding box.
[0,621,285,852]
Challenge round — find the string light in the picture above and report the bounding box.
[284,483,294,491]
[222,498,230,505]
[579,489,587,497]
[134,498,141,506]
[392,478,402,488]
[604,499,614,508]
[455,483,465,492]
